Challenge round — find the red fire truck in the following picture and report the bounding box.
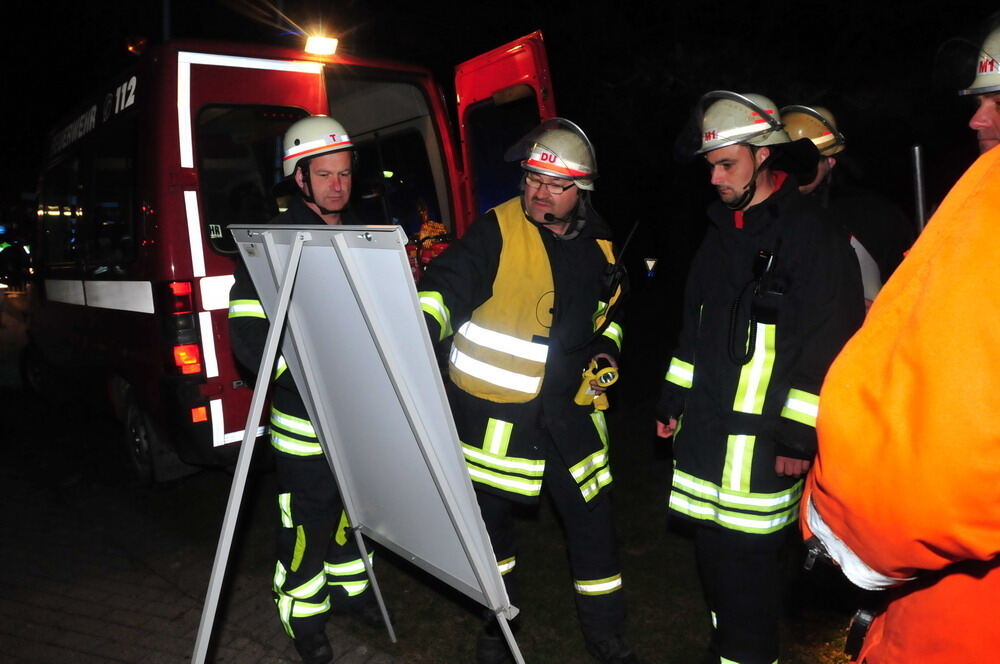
[26,32,557,481]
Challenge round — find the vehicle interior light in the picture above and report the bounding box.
[305,36,338,56]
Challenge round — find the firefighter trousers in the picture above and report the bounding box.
[272,451,372,639]
[475,433,626,642]
[694,525,784,664]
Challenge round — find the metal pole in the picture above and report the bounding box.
[911,144,927,233]
[497,614,525,664]
[191,231,308,663]
[162,0,171,42]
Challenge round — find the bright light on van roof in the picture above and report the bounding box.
[305,36,338,56]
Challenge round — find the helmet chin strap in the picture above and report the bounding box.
[725,145,765,211]
[726,176,757,211]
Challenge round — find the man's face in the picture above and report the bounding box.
[969,92,1000,154]
[705,144,766,206]
[522,172,579,229]
[799,157,835,195]
[296,150,353,218]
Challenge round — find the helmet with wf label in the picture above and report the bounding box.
[697,91,790,154]
[781,105,845,156]
[282,115,353,177]
[505,117,598,190]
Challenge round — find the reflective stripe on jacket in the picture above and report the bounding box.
[449,198,553,402]
[659,173,864,534]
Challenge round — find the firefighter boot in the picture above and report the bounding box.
[475,615,516,664]
[293,631,333,664]
[585,635,645,664]
[331,589,387,628]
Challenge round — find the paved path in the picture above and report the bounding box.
[0,293,403,663]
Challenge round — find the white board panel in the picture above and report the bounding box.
[232,224,511,614]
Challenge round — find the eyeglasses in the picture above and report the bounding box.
[524,174,576,195]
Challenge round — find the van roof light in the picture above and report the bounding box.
[305,35,338,56]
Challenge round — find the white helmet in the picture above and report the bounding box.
[505,118,597,191]
[697,91,790,154]
[959,26,1000,96]
[780,105,845,156]
[282,115,353,177]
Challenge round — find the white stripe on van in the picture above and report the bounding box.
[210,398,225,447]
[200,274,235,311]
[84,280,155,314]
[183,190,206,278]
[223,426,267,445]
[44,279,86,305]
[199,311,219,378]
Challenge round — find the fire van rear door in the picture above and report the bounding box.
[454,30,557,219]
[174,49,328,449]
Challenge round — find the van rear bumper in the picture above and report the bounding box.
[161,377,242,467]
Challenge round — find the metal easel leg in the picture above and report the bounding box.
[352,528,397,643]
[191,232,307,663]
[496,612,525,664]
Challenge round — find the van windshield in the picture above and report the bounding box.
[196,105,308,254]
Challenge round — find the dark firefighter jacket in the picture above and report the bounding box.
[657,172,864,536]
[812,179,916,288]
[228,196,356,457]
[419,196,624,506]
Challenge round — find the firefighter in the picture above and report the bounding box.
[781,105,914,310]
[418,118,643,664]
[961,24,1000,153]
[799,27,1000,663]
[228,115,380,664]
[655,92,864,664]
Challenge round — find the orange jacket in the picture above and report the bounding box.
[801,146,1000,663]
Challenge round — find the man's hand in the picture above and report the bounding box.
[775,456,811,477]
[656,418,678,438]
[589,353,618,394]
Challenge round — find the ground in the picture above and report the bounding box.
[0,287,855,663]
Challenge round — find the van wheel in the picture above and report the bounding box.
[20,343,50,396]
[123,394,158,484]
[121,390,199,484]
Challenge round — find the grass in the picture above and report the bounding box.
[350,395,854,664]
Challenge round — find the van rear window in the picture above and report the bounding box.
[195,105,309,254]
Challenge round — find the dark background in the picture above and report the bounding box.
[4,0,993,210]
[5,0,994,389]
[2,0,994,325]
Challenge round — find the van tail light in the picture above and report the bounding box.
[168,280,194,314]
[160,281,203,376]
[191,406,209,423]
[173,343,203,374]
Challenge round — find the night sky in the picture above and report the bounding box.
[4,0,995,252]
